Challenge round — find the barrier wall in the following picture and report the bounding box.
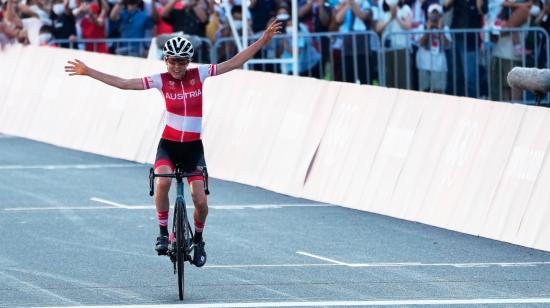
[1,45,549,252]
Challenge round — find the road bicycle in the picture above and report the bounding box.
[149,164,209,300]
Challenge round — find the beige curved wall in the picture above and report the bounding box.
[1,45,549,252]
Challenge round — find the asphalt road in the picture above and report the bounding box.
[1,135,550,308]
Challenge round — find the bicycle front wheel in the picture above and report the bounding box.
[175,198,185,301]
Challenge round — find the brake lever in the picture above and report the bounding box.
[149,167,155,196]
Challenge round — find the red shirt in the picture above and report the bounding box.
[80,3,107,53]
[142,64,218,142]
[155,7,173,35]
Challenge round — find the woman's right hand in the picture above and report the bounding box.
[64,59,89,76]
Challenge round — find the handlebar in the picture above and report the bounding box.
[149,167,210,196]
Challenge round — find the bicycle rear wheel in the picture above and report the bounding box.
[175,198,185,300]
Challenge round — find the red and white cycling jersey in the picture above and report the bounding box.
[142,64,217,142]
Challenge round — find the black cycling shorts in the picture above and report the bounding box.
[154,138,206,183]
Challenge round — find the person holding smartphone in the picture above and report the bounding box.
[416,3,451,93]
[161,0,209,61]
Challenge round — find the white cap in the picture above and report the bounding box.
[428,3,443,14]
[385,0,398,6]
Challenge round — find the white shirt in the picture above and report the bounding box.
[380,4,412,49]
[415,24,451,72]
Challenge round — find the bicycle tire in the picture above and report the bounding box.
[175,198,185,301]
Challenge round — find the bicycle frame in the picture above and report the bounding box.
[148,165,209,300]
[172,171,194,260]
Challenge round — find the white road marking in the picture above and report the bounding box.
[0,271,80,305]
[348,261,550,268]
[207,204,332,209]
[7,267,145,301]
[4,199,329,211]
[204,263,340,269]
[31,297,550,307]
[90,197,131,209]
[295,251,550,269]
[296,251,350,266]
[0,163,141,170]
[89,198,330,210]
[4,206,121,211]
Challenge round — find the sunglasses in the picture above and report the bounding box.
[166,57,190,65]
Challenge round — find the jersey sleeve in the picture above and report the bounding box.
[198,64,218,84]
[142,73,163,91]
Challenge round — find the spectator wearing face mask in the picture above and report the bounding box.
[277,6,322,78]
[216,5,253,62]
[416,3,450,93]
[50,0,77,48]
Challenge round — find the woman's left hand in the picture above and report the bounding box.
[261,20,282,45]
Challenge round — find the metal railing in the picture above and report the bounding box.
[52,37,213,64]
[212,31,382,85]
[51,27,550,105]
[381,27,550,104]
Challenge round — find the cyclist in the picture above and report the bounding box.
[65,21,282,267]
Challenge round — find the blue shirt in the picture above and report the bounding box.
[118,9,153,39]
[282,23,321,73]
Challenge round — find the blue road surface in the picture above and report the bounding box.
[1,135,550,307]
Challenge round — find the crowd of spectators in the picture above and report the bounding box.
[1,0,550,100]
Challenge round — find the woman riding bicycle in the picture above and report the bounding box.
[65,21,282,267]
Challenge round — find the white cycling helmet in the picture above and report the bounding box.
[163,36,194,59]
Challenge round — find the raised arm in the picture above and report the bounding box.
[349,0,368,21]
[191,0,208,23]
[161,0,178,18]
[215,20,282,75]
[6,0,25,29]
[64,59,145,90]
[110,0,124,21]
[334,2,350,25]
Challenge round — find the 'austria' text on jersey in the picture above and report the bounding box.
[142,64,217,142]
